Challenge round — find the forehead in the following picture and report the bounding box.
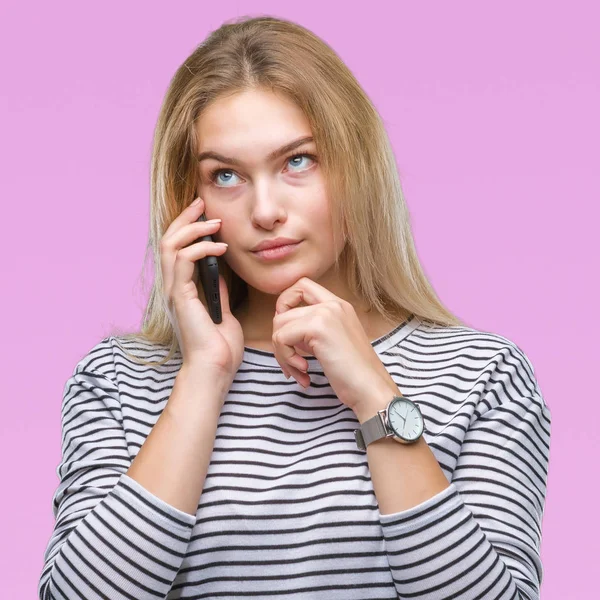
[195,88,313,157]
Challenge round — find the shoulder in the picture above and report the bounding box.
[412,318,545,415]
[70,336,117,380]
[414,318,536,374]
[70,335,180,381]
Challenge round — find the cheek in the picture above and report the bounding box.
[216,213,245,244]
[309,207,341,257]
[199,194,227,222]
[316,202,345,254]
[309,193,334,231]
[196,179,220,211]
[302,183,330,219]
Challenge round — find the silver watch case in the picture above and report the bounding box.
[354,395,424,450]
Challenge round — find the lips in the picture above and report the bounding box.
[252,241,302,260]
[251,238,302,252]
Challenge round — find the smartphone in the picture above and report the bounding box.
[195,212,222,324]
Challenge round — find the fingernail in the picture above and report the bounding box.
[191,197,201,206]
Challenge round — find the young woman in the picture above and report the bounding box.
[39,15,551,600]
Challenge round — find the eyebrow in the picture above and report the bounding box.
[197,135,314,166]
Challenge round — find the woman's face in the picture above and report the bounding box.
[194,88,344,297]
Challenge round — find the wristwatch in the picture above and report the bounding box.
[354,394,425,450]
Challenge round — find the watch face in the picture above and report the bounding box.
[388,397,424,442]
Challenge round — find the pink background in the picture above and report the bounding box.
[1,1,597,598]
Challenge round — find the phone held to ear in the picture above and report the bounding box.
[195,212,223,324]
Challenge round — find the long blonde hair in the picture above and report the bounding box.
[109,14,466,367]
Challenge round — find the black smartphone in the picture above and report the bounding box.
[195,212,222,324]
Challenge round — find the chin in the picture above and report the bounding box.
[246,268,311,295]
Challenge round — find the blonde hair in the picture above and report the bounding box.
[109,14,467,367]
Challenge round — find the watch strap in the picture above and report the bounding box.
[354,411,389,450]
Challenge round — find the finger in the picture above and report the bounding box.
[276,287,308,316]
[170,218,222,252]
[272,320,311,375]
[172,241,228,305]
[161,219,222,300]
[272,304,312,328]
[285,362,311,388]
[160,197,211,301]
[275,277,339,315]
[163,197,205,238]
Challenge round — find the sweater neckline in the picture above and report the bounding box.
[241,313,421,368]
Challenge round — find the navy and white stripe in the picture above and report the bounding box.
[39,315,551,599]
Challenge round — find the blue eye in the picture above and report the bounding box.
[208,153,316,188]
[209,170,238,187]
[287,154,312,170]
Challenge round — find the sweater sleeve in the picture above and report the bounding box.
[38,367,197,600]
[378,344,551,600]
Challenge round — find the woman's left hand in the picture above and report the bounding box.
[273,277,398,415]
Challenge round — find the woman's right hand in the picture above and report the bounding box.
[160,196,244,381]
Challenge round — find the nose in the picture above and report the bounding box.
[249,180,288,228]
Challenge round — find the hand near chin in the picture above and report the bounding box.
[272,277,398,415]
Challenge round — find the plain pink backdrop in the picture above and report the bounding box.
[1,1,597,598]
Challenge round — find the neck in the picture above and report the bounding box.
[234,290,408,347]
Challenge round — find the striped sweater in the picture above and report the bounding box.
[38,314,551,599]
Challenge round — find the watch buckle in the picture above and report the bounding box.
[377,408,395,438]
